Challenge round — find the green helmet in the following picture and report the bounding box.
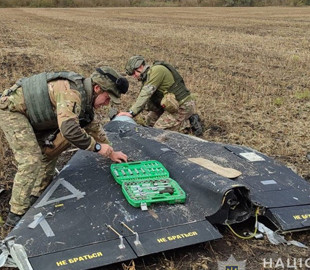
[125,55,145,75]
[91,66,129,104]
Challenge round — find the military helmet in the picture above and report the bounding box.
[91,66,129,104]
[125,55,145,76]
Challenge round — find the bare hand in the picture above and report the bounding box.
[110,151,128,163]
[117,111,133,118]
[98,144,114,158]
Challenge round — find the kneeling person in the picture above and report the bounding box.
[119,55,203,136]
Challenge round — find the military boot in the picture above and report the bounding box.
[4,212,23,228]
[30,195,39,206]
[189,114,203,137]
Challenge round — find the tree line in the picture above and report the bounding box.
[0,0,309,7]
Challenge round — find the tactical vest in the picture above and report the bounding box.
[151,61,190,106]
[17,72,93,131]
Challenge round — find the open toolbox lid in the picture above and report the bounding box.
[111,160,170,184]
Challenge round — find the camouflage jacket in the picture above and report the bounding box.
[130,65,175,116]
[4,79,107,151]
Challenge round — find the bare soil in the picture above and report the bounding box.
[0,7,310,270]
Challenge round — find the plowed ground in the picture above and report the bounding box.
[0,7,310,270]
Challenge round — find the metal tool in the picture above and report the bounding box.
[139,187,175,196]
[120,222,141,246]
[105,224,125,249]
[113,170,119,177]
[153,183,171,187]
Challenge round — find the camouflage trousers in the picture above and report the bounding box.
[0,108,58,215]
[146,99,196,132]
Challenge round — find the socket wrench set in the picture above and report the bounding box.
[110,160,186,209]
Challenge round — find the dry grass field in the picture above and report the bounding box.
[0,6,310,270]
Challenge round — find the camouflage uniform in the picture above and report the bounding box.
[0,76,110,215]
[129,64,196,132]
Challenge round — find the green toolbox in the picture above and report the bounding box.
[110,160,186,209]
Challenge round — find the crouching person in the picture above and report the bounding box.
[0,67,128,227]
[119,55,203,136]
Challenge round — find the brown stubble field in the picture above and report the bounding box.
[0,6,310,270]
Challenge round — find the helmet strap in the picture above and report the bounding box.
[139,65,149,82]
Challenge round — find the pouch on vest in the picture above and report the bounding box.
[43,132,71,160]
[160,93,179,113]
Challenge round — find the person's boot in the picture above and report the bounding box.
[30,195,39,206]
[4,212,23,228]
[189,114,204,137]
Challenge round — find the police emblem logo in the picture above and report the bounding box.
[218,255,246,270]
